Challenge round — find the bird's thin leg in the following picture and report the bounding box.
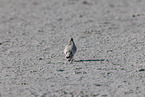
[71,58,74,62]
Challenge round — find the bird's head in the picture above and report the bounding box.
[66,51,73,61]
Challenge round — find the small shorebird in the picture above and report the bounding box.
[64,38,77,61]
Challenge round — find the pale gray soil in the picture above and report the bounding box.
[0,0,145,97]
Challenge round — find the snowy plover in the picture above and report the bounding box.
[64,38,77,61]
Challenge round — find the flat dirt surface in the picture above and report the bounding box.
[0,0,145,97]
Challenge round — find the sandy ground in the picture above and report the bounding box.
[0,0,145,97]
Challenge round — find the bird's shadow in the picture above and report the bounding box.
[74,59,105,62]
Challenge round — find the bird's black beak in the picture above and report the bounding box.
[66,56,70,59]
